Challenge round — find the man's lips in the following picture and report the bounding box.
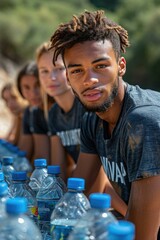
[83,89,102,102]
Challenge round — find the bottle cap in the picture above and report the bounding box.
[9,145,19,153]
[6,197,27,214]
[34,158,47,167]
[2,156,14,164]
[67,178,85,190]
[17,150,26,157]
[12,171,27,181]
[89,193,111,209]
[0,182,8,196]
[108,220,135,240]
[47,165,60,174]
[0,172,4,181]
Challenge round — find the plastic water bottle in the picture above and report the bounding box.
[9,171,38,222]
[50,177,91,240]
[1,156,15,186]
[0,139,11,161]
[68,193,117,240]
[0,197,42,240]
[107,220,135,240]
[0,171,5,182]
[29,158,48,195]
[37,165,67,240]
[0,182,9,219]
[13,150,33,173]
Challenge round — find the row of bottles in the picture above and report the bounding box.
[0,178,135,240]
[0,138,135,240]
[0,139,32,174]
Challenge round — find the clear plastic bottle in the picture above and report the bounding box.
[2,156,15,186]
[9,171,38,222]
[0,171,5,182]
[68,193,117,240]
[13,150,33,173]
[0,139,11,161]
[50,177,91,240]
[0,182,9,219]
[37,165,67,240]
[29,158,48,195]
[107,220,135,240]
[0,197,42,240]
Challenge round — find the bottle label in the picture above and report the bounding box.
[30,206,38,217]
[51,224,73,240]
[38,200,58,221]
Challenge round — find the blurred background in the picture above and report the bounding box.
[0,0,160,136]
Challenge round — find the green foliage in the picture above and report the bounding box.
[0,0,160,90]
[117,0,160,90]
[0,0,95,64]
[89,0,120,11]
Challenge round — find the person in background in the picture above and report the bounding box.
[1,82,28,146]
[16,61,52,163]
[49,10,160,240]
[35,42,110,199]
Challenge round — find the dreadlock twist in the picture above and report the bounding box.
[49,10,130,63]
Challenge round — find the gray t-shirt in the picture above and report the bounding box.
[49,97,86,163]
[81,83,160,204]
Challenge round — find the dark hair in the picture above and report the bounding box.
[50,10,130,63]
[17,61,39,98]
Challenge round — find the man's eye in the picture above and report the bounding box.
[71,69,82,74]
[96,64,107,69]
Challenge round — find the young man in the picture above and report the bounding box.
[50,10,160,240]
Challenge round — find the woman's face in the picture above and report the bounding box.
[38,51,71,98]
[20,75,42,107]
[2,88,22,115]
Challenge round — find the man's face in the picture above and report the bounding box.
[64,40,125,112]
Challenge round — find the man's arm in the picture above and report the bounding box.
[33,134,51,164]
[73,152,127,216]
[51,135,68,181]
[18,134,34,162]
[126,175,160,240]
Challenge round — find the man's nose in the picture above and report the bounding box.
[83,69,99,86]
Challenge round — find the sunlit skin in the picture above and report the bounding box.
[38,51,71,102]
[64,40,126,133]
[20,75,42,107]
[2,88,23,115]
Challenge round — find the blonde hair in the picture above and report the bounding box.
[36,41,55,121]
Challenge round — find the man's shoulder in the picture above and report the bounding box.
[82,111,101,129]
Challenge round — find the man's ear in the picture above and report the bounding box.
[118,57,126,77]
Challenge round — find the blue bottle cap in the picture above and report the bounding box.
[0,182,8,196]
[108,220,135,240]
[2,156,14,164]
[89,193,111,209]
[17,150,26,157]
[34,158,47,167]
[9,145,19,153]
[0,172,4,181]
[67,178,85,190]
[12,171,27,181]
[47,165,60,174]
[6,197,27,214]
